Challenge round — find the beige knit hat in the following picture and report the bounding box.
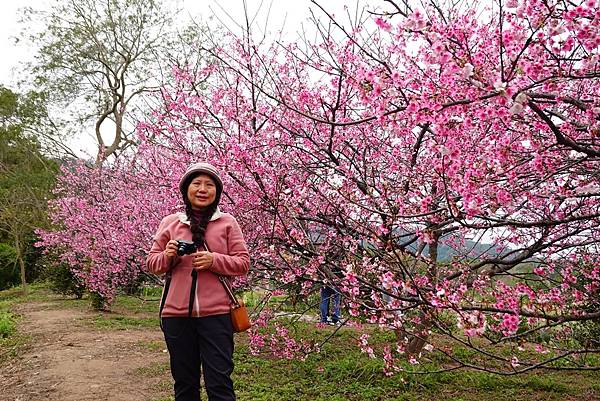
[179,162,223,204]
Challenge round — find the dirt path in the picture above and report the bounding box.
[1,300,170,401]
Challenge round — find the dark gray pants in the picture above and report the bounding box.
[162,315,235,401]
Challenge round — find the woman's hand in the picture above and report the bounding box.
[192,251,214,271]
[163,240,179,259]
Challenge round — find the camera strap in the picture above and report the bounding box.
[158,271,171,330]
[185,240,207,318]
[188,269,198,318]
[159,268,198,321]
[158,240,201,327]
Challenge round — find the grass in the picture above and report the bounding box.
[0,331,30,365]
[226,336,596,401]
[87,292,160,329]
[0,309,25,364]
[136,322,600,401]
[136,361,171,377]
[0,285,36,365]
[138,339,166,352]
[0,311,17,338]
[89,314,159,329]
[2,284,600,401]
[111,293,161,315]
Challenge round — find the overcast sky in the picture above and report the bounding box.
[0,0,349,87]
[0,0,365,157]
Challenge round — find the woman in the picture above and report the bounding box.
[146,162,250,401]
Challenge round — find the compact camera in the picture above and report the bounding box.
[176,240,197,256]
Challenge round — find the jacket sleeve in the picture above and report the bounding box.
[146,215,176,275]
[210,217,250,276]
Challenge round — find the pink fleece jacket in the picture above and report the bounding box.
[146,211,250,317]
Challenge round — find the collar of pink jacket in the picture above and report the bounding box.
[176,207,223,226]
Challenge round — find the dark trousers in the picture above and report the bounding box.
[320,286,341,323]
[162,314,235,401]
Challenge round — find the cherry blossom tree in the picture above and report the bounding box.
[39,0,600,374]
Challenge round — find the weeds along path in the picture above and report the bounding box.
[1,299,168,401]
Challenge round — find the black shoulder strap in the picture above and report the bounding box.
[159,271,172,330]
[158,267,198,325]
[188,269,198,317]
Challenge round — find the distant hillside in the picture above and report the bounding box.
[418,239,510,262]
[315,228,513,262]
[402,233,512,262]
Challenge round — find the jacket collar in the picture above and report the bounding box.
[177,207,223,226]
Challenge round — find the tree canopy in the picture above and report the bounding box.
[21,0,190,163]
[0,86,59,292]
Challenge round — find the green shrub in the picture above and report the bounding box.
[140,285,163,298]
[122,272,146,295]
[0,311,16,338]
[572,277,599,348]
[43,258,85,298]
[0,243,20,290]
[89,291,109,311]
[573,319,600,348]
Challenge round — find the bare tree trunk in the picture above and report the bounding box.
[406,322,429,356]
[15,234,28,296]
[404,226,440,357]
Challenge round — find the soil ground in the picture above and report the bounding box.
[1,299,169,401]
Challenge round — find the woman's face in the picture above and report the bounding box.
[187,174,217,209]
